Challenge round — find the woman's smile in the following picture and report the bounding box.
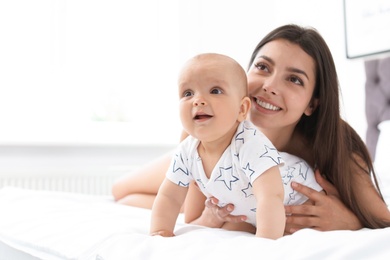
[253,96,281,112]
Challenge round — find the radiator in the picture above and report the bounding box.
[0,169,131,196]
[0,145,169,196]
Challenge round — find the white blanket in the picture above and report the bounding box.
[1,187,390,260]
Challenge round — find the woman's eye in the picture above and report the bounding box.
[254,62,268,72]
[210,88,223,94]
[289,76,303,86]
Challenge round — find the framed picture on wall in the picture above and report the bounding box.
[344,0,390,59]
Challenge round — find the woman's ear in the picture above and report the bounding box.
[238,96,251,122]
[304,98,319,116]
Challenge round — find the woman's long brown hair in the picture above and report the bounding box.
[248,24,390,228]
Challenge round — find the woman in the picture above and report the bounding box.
[112,24,390,233]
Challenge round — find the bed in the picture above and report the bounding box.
[0,185,389,260]
[1,58,390,260]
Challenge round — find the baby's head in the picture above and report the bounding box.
[178,53,248,99]
[178,53,250,141]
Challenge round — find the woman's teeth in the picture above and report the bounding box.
[256,99,281,111]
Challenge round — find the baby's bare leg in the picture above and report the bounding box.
[221,222,256,234]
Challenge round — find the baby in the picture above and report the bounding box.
[150,53,322,239]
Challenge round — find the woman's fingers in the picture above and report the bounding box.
[314,169,339,197]
[285,178,362,233]
[284,180,328,233]
[285,203,316,216]
[285,214,318,233]
[290,181,324,203]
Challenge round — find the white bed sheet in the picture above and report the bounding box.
[1,187,390,260]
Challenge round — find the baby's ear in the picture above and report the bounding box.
[238,97,251,122]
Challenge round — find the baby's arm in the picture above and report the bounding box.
[253,165,285,239]
[150,178,188,237]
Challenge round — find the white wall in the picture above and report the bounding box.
[177,0,369,141]
[0,0,372,146]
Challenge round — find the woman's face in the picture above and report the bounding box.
[247,39,317,141]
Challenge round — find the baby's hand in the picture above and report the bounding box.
[150,230,175,237]
[205,197,247,223]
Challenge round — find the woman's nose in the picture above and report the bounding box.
[262,77,279,95]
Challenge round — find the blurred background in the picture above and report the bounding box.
[0,0,389,194]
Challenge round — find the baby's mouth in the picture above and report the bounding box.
[194,114,213,120]
[194,113,213,120]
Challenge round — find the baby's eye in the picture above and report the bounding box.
[210,88,223,94]
[289,76,304,86]
[182,90,194,97]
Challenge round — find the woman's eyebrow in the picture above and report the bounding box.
[258,55,309,80]
[287,67,309,80]
[258,55,274,65]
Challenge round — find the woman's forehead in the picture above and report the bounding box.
[257,39,316,76]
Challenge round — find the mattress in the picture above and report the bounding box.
[1,184,390,260]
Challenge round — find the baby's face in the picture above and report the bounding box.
[178,55,247,142]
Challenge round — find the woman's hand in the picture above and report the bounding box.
[190,197,247,228]
[284,170,363,234]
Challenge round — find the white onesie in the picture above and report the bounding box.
[166,120,322,226]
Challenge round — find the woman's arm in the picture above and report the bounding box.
[111,152,172,208]
[284,170,363,234]
[112,130,189,208]
[350,156,390,224]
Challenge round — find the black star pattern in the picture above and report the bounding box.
[196,178,206,189]
[214,166,239,190]
[234,122,257,144]
[287,190,296,204]
[297,161,309,180]
[178,181,189,187]
[259,145,283,165]
[281,166,295,185]
[243,123,257,136]
[242,162,256,179]
[235,128,245,144]
[172,153,189,176]
[241,182,253,197]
